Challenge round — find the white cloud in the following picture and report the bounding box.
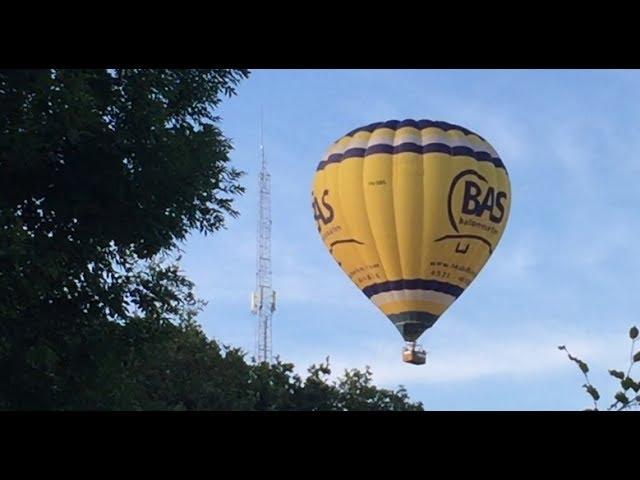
[285,327,627,390]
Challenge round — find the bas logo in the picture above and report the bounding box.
[448,169,508,229]
[435,169,509,255]
[312,189,365,258]
[312,189,334,231]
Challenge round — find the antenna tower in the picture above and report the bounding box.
[251,112,276,363]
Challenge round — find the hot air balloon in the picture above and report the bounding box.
[311,119,511,365]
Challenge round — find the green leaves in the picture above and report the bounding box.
[614,392,630,405]
[577,360,589,374]
[562,330,640,411]
[561,347,590,374]
[0,69,252,409]
[583,384,600,401]
[620,377,639,392]
[609,370,625,380]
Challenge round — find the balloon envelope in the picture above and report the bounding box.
[312,119,511,342]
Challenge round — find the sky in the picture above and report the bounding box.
[179,69,640,410]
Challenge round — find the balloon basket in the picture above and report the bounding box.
[402,342,426,365]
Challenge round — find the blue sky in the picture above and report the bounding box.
[179,69,640,410]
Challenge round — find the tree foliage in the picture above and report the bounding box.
[0,69,423,411]
[559,325,640,411]
[104,318,424,411]
[0,68,247,408]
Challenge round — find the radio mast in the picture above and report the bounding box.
[251,112,276,363]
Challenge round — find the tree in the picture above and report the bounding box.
[0,69,424,411]
[559,325,640,411]
[0,69,249,409]
[117,317,424,411]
